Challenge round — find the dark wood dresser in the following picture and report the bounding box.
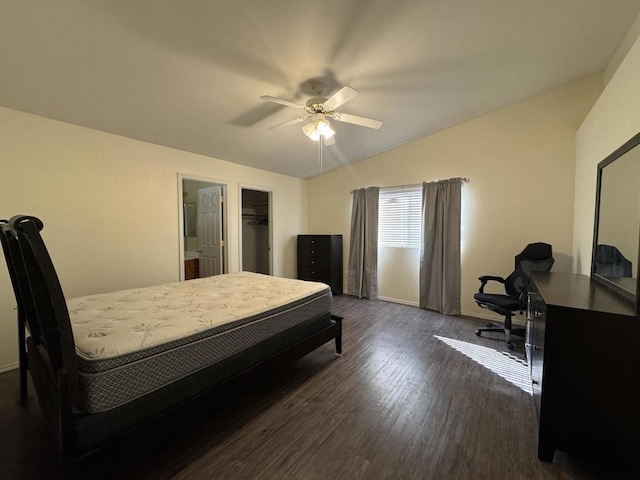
[185,258,199,280]
[527,272,639,474]
[297,235,343,294]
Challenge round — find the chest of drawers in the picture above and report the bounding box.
[527,272,639,474]
[297,235,342,294]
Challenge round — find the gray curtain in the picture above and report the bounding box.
[419,178,462,315]
[347,187,379,299]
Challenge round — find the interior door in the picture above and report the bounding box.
[198,186,222,276]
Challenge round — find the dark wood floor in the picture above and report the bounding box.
[0,296,632,479]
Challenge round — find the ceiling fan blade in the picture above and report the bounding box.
[324,86,359,109]
[323,135,336,146]
[268,115,311,129]
[333,112,382,129]
[260,95,306,110]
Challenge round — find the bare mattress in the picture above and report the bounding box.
[66,272,332,413]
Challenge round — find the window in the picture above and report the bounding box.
[378,185,422,248]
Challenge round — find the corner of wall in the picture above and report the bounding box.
[603,12,640,86]
[574,29,640,274]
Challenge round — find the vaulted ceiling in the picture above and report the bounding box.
[2,1,640,178]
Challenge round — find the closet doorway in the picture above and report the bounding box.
[240,187,272,275]
[179,175,228,280]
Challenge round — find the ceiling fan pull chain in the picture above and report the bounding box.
[318,137,323,175]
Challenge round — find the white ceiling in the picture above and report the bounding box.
[2,1,640,179]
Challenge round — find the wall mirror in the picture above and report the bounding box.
[591,131,640,305]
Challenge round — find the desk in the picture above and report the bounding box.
[528,272,639,474]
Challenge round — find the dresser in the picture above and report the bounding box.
[527,272,639,474]
[297,235,343,294]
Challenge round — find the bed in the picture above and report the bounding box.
[0,215,342,476]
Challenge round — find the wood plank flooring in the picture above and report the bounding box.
[0,296,632,479]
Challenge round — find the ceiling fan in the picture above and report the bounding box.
[260,83,383,146]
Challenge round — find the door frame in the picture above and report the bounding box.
[178,173,229,280]
[239,184,273,275]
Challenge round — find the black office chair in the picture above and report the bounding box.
[593,244,632,277]
[474,242,554,350]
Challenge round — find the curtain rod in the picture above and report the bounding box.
[350,177,469,193]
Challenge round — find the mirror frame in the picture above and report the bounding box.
[591,131,640,306]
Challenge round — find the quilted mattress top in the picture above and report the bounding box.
[66,272,329,362]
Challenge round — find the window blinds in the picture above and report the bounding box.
[378,185,422,248]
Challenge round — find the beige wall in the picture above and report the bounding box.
[574,35,640,274]
[0,106,308,370]
[308,75,602,318]
[378,246,420,305]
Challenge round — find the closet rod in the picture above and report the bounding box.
[350,177,469,193]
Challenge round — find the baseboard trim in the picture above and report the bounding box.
[377,296,419,307]
[0,362,18,374]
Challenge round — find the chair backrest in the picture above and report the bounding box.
[9,215,78,404]
[594,244,633,277]
[505,242,554,298]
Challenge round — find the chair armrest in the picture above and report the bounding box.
[477,275,506,293]
[478,275,505,283]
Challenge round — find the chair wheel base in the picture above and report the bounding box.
[475,325,518,350]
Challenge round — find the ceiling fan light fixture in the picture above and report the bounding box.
[262,83,383,147]
[302,121,318,140]
[302,118,334,142]
[317,119,335,139]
